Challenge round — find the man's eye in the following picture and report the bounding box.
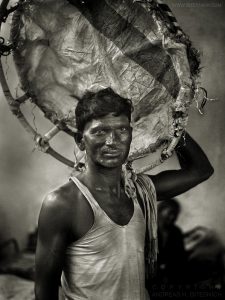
[95,130,106,135]
[120,127,128,132]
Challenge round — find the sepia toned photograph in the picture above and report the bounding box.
[0,0,224,299]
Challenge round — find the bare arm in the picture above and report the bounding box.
[35,192,71,300]
[150,132,214,200]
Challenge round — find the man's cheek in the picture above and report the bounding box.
[122,136,132,149]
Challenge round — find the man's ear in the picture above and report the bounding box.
[74,132,85,151]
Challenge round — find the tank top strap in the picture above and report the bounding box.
[70,175,142,218]
[70,176,100,213]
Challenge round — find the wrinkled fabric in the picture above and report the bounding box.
[61,175,149,299]
[11,0,193,160]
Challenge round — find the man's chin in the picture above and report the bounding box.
[97,157,126,169]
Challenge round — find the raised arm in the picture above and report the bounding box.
[35,192,71,300]
[150,132,214,200]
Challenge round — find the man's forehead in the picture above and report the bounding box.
[88,113,130,128]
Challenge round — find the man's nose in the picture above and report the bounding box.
[105,131,116,145]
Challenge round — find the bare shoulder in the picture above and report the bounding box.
[43,181,82,210]
[39,181,79,230]
[40,179,91,227]
[39,178,94,242]
[42,182,71,212]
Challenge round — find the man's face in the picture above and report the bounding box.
[81,113,132,169]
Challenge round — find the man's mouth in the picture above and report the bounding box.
[102,149,121,157]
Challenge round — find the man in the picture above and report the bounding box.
[35,88,213,300]
[157,199,187,284]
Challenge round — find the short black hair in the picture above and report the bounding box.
[75,88,133,132]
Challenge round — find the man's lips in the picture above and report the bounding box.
[102,149,122,157]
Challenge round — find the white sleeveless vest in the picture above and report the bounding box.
[61,176,150,300]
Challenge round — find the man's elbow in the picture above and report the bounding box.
[193,164,214,183]
[205,164,214,179]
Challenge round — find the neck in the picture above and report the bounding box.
[84,161,123,194]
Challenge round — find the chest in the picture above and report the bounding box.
[93,189,134,226]
[71,191,146,257]
[70,177,145,242]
